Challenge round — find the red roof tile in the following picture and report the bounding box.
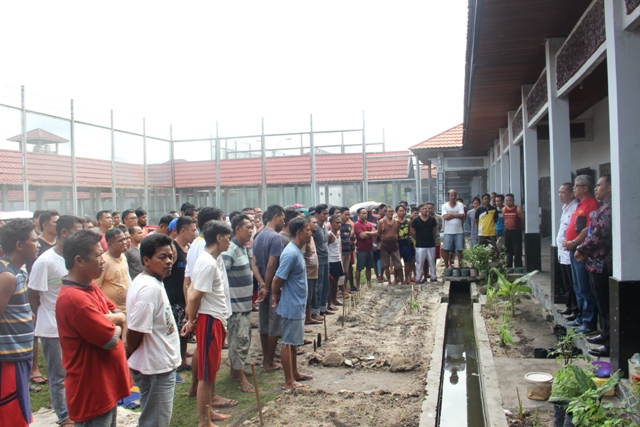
[1,148,414,189]
[366,152,411,180]
[175,160,215,188]
[221,158,262,186]
[315,153,363,182]
[267,155,311,184]
[7,128,69,144]
[410,124,463,150]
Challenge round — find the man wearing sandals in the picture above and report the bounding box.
[272,217,314,390]
[222,214,256,393]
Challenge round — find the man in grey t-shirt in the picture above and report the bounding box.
[311,204,335,317]
[251,205,285,371]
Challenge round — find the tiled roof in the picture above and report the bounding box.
[175,160,216,188]
[7,128,69,143]
[410,124,463,150]
[0,190,143,203]
[367,152,412,180]
[0,149,413,189]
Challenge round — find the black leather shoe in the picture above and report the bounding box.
[588,346,610,357]
[565,315,577,321]
[587,335,607,345]
[557,308,572,315]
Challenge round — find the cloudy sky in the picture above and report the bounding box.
[0,1,468,155]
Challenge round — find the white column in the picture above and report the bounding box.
[605,0,640,281]
[490,148,495,195]
[507,111,522,204]
[436,152,445,206]
[499,129,510,194]
[493,139,500,192]
[545,38,573,243]
[521,85,540,234]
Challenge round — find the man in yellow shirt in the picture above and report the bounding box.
[474,193,498,246]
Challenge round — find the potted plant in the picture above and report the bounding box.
[462,245,492,279]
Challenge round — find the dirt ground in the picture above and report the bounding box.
[505,409,554,427]
[481,295,558,359]
[241,281,444,427]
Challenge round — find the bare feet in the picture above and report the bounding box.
[210,409,231,421]
[263,362,282,371]
[282,381,309,390]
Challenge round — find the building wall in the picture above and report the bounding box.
[537,97,611,179]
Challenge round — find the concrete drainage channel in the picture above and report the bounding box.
[421,281,507,427]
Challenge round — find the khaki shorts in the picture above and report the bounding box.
[380,248,402,270]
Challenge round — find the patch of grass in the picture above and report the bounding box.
[30,342,292,426]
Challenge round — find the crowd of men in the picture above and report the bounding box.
[0,177,612,426]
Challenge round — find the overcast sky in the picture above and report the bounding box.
[0,1,468,155]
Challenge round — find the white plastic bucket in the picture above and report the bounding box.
[523,372,553,401]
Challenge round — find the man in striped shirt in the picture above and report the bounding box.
[0,219,40,426]
[222,214,255,393]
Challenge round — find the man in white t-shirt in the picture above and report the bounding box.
[182,207,236,414]
[441,189,466,268]
[125,233,180,427]
[27,215,83,427]
[182,220,232,427]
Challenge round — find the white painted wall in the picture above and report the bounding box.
[571,97,610,174]
[537,97,611,179]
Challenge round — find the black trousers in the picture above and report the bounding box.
[560,263,578,314]
[589,270,610,348]
[504,229,523,268]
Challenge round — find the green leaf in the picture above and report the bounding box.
[515,285,532,293]
[513,270,539,284]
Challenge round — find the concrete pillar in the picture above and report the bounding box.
[436,152,445,207]
[521,85,541,273]
[499,129,510,195]
[427,163,432,203]
[60,187,67,214]
[490,147,496,192]
[545,38,573,301]
[545,38,572,244]
[391,182,397,207]
[493,139,501,192]
[178,189,185,209]
[507,111,522,205]
[604,0,640,376]
[1,184,8,212]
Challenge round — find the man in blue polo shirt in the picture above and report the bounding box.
[272,217,313,390]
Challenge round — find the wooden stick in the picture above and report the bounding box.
[250,362,264,426]
[324,313,328,341]
[342,299,345,327]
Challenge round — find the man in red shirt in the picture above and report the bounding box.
[353,208,377,289]
[56,229,131,425]
[562,175,599,335]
